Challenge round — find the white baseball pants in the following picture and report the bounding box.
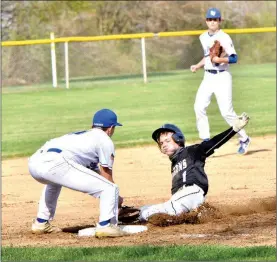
[139,184,205,221]
[194,71,248,141]
[28,149,119,224]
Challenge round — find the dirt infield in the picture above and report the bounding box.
[2,136,276,247]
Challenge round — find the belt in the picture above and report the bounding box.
[205,69,225,74]
[177,183,193,192]
[47,148,62,153]
[177,183,206,196]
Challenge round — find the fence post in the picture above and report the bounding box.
[141,37,147,83]
[64,42,69,89]
[50,32,57,88]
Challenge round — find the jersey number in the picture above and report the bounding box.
[182,171,187,183]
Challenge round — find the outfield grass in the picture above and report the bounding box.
[2,245,276,261]
[2,63,276,261]
[2,63,276,158]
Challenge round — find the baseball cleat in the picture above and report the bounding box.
[95,224,129,238]
[31,219,62,234]
[237,137,251,155]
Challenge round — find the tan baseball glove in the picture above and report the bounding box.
[209,40,226,62]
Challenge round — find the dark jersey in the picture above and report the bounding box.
[170,127,237,195]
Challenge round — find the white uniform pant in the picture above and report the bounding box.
[194,71,248,141]
[28,149,119,224]
[139,184,205,221]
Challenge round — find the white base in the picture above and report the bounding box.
[78,225,148,237]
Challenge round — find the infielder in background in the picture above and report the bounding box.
[139,113,249,221]
[28,109,128,238]
[190,7,251,155]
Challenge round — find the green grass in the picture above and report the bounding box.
[2,63,276,260]
[2,63,276,158]
[2,245,276,261]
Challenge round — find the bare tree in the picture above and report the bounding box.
[1,1,17,40]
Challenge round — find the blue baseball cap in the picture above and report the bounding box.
[206,8,221,19]
[92,109,122,127]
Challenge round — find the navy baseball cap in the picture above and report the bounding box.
[92,109,122,127]
[206,8,221,19]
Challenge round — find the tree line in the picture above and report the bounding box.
[1,1,276,86]
[2,1,275,40]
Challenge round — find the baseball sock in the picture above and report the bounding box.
[99,219,111,226]
[37,218,48,223]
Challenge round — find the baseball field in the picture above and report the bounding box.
[2,63,276,261]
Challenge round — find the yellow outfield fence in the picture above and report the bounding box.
[1,27,276,46]
[1,27,276,88]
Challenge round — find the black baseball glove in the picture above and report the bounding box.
[118,205,140,224]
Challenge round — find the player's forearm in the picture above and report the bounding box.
[99,166,115,183]
[196,57,205,68]
[212,54,238,64]
[100,172,114,183]
[100,166,123,207]
[201,127,237,157]
[213,57,229,64]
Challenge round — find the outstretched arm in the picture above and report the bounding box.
[200,113,250,157]
[201,127,236,157]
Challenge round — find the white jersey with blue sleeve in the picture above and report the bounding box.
[29,127,120,225]
[42,128,115,171]
[199,29,236,71]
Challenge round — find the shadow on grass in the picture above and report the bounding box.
[63,71,182,84]
[245,149,272,155]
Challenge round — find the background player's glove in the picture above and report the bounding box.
[118,205,140,224]
[233,113,250,132]
[209,40,226,62]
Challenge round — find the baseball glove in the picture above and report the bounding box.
[118,205,140,224]
[209,40,226,61]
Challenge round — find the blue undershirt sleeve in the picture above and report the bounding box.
[228,54,238,64]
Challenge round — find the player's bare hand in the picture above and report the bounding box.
[190,65,198,73]
[233,112,250,132]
